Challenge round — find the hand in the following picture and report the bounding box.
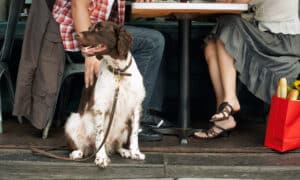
[84,56,101,88]
[135,0,155,3]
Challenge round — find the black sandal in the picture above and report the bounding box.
[210,102,237,122]
[195,124,234,139]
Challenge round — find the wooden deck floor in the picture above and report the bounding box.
[1,116,300,179]
[0,115,270,153]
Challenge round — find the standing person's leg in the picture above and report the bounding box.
[125,25,165,141]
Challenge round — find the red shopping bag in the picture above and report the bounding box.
[264,96,300,152]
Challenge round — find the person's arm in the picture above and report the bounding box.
[71,0,101,88]
[72,0,91,32]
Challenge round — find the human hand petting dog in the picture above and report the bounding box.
[77,31,106,88]
[84,56,102,88]
[72,0,147,88]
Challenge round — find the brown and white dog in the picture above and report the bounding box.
[64,22,146,167]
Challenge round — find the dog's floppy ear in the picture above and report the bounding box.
[117,26,132,59]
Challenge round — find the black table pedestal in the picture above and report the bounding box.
[154,18,200,144]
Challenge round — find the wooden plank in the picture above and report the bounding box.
[166,165,300,179]
[0,161,165,180]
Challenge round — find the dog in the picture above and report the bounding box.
[64,21,146,168]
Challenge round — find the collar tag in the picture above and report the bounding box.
[115,71,121,83]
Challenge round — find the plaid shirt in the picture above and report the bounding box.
[53,0,125,51]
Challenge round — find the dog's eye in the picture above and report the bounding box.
[95,27,102,32]
[93,22,104,32]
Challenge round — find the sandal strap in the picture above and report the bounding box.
[218,102,234,114]
[195,123,234,139]
[205,128,218,138]
[210,102,235,122]
[213,124,226,132]
[203,125,226,138]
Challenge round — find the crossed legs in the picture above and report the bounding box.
[194,39,240,138]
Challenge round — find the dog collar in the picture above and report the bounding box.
[107,54,132,77]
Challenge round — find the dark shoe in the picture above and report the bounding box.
[138,125,162,142]
[142,115,174,129]
[194,124,235,139]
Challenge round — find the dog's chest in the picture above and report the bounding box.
[93,61,145,111]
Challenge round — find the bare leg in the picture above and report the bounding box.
[204,39,224,106]
[214,39,240,115]
[195,39,239,139]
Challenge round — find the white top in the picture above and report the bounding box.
[250,0,300,34]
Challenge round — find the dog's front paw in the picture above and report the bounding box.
[94,156,111,168]
[69,150,83,160]
[130,150,145,160]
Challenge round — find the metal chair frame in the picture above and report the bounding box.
[0,0,23,133]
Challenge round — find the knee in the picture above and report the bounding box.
[147,30,165,50]
[204,40,217,64]
[141,30,165,66]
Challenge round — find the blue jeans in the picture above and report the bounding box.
[124,25,165,122]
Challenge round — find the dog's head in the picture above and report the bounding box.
[76,21,132,60]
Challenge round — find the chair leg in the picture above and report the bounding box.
[5,71,22,124]
[17,116,23,124]
[0,87,3,134]
[42,118,53,139]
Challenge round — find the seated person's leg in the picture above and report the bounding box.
[146,61,174,129]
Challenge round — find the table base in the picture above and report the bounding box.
[153,128,201,144]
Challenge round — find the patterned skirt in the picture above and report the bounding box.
[205,15,300,104]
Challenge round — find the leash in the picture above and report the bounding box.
[31,63,132,162]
